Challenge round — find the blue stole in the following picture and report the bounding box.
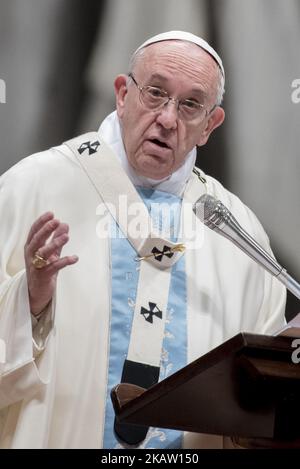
[103,188,187,449]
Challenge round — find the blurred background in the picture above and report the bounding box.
[0,0,299,320]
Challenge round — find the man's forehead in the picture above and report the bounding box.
[141,40,215,67]
[134,30,225,78]
[135,43,219,98]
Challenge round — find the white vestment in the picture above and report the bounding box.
[0,115,286,448]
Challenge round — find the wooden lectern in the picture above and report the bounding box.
[111,331,300,448]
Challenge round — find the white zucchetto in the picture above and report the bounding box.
[134,30,225,78]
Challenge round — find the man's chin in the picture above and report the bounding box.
[135,155,172,180]
[141,164,172,180]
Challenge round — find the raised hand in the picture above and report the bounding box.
[24,212,78,316]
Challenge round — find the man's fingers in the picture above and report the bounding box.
[26,212,54,244]
[37,232,69,260]
[52,223,69,239]
[28,218,60,256]
[52,224,70,256]
[44,255,79,275]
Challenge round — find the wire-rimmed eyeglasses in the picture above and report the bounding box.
[128,73,211,122]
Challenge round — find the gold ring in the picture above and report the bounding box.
[32,252,48,269]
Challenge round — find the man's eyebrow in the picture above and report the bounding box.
[188,89,207,101]
[147,73,169,83]
[147,73,208,101]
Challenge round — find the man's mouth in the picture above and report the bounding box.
[142,138,173,160]
[148,138,171,149]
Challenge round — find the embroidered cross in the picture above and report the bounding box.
[140,302,162,324]
[136,244,185,262]
[151,245,174,262]
[78,140,100,156]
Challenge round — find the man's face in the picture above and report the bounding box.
[115,41,224,180]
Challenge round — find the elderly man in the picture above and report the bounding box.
[0,31,285,449]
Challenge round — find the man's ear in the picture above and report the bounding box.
[114,74,128,118]
[197,106,225,147]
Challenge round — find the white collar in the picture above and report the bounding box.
[98,111,196,197]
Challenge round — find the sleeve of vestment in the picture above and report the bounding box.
[0,156,55,409]
[207,174,287,335]
[236,198,287,335]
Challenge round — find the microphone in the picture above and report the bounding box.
[193,194,300,300]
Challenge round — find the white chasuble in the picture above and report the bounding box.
[0,113,286,448]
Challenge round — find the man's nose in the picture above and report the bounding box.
[156,100,178,130]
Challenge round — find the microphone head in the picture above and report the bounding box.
[193,194,218,222]
[193,194,230,232]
